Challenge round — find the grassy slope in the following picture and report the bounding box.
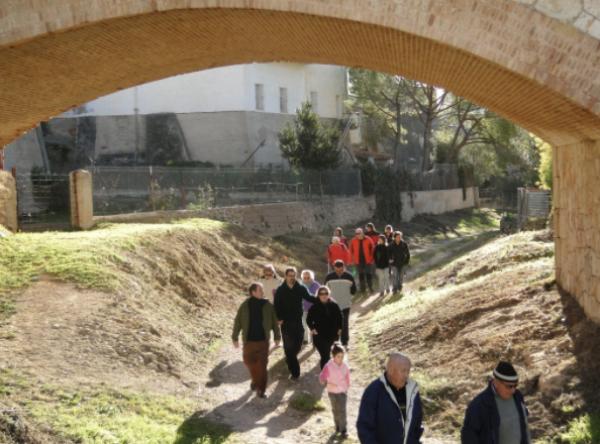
[354,229,600,443]
[0,218,294,443]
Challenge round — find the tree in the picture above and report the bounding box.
[278,102,341,194]
[349,69,486,172]
[536,137,553,189]
[348,69,411,170]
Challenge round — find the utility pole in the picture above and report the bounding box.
[134,87,139,165]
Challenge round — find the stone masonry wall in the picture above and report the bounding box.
[554,141,600,323]
[515,0,600,39]
[0,171,17,232]
[93,188,478,235]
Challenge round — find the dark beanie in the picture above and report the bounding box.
[493,361,518,382]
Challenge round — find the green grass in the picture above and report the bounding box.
[560,413,600,444]
[454,210,500,234]
[289,392,325,413]
[0,296,16,320]
[0,369,235,444]
[0,218,223,294]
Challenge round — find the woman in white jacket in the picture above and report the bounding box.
[257,263,282,303]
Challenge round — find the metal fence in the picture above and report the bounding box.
[517,188,551,229]
[92,166,362,215]
[15,173,71,229]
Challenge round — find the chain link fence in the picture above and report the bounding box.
[92,166,362,215]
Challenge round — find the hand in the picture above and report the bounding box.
[311,329,318,335]
[337,329,342,336]
[274,340,281,347]
[233,341,239,349]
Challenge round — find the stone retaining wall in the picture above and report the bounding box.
[94,188,478,235]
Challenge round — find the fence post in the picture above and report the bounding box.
[0,170,18,232]
[69,169,94,230]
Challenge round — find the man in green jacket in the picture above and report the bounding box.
[232,282,281,398]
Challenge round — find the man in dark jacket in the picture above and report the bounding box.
[461,361,531,444]
[388,231,410,293]
[357,353,423,444]
[232,282,281,398]
[274,267,318,380]
[307,286,343,369]
[324,260,357,349]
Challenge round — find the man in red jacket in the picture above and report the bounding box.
[349,228,375,293]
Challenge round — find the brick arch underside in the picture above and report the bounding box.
[1,7,600,148]
[1,7,600,323]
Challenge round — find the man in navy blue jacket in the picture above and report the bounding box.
[461,361,531,444]
[357,353,424,444]
[274,267,318,380]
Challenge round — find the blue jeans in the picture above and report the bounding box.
[391,266,405,292]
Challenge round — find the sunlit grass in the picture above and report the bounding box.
[560,413,600,444]
[0,368,236,444]
[0,218,223,294]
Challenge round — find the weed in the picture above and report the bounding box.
[289,392,326,413]
[560,413,600,444]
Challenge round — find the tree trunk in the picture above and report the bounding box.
[421,115,434,172]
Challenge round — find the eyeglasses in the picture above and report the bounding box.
[500,381,518,390]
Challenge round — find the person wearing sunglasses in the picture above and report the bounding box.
[461,361,531,444]
[306,286,343,369]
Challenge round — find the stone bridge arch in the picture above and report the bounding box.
[1,0,599,321]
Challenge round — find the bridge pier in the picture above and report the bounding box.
[554,141,600,322]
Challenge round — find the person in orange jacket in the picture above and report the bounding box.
[349,228,375,293]
[327,236,351,272]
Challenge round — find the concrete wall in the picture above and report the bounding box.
[3,129,45,173]
[60,63,345,119]
[554,141,600,323]
[0,171,17,232]
[401,187,478,221]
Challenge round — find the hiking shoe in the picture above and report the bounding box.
[256,391,267,399]
[340,430,348,439]
[289,375,299,382]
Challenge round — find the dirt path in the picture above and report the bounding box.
[197,294,456,443]
[193,231,504,443]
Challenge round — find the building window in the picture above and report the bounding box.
[310,91,318,114]
[279,87,288,113]
[255,83,264,111]
[336,95,342,118]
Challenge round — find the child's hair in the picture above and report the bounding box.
[331,342,345,356]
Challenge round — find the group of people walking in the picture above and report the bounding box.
[327,224,411,294]
[231,222,531,443]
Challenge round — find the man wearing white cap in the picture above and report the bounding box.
[461,361,531,444]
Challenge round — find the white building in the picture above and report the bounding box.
[4,63,347,171]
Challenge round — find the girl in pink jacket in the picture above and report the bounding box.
[319,343,350,438]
